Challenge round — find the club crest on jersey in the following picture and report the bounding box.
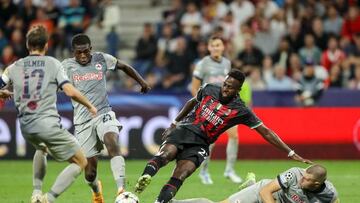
[95,63,102,70]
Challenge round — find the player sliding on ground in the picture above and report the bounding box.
[171,164,339,203]
[134,69,312,203]
[61,34,151,203]
[0,25,97,203]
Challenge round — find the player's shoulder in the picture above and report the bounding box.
[201,83,220,95]
[61,57,78,69]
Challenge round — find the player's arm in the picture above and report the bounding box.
[259,179,281,203]
[162,97,198,140]
[191,77,202,96]
[62,83,97,116]
[255,124,312,164]
[174,97,198,124]
[116,60,151,93]
[0,89,13,99]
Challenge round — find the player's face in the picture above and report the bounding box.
[73,44,92,65]
[208,39,224,59]
[300,172,319,190]
[221,76,240,99]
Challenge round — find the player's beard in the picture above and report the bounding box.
[219,92,234,104]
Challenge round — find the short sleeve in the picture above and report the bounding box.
[55,63,70,89]
[277,168,299,190]
[102,52,117,70]
[192,60,205,80]
[238,108,262,129]
[195,83,209,101]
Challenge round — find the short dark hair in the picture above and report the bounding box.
[71,34,91,48]
[26,25,48,51]
[228,69,245,86]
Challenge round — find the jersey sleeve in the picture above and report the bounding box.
[55,62,70,89]
[195,83,210,101]
[192,60,205,80]
[102,52,118,70]
[0,67,11,88]
[276,167,299,190]
[237,107,262,129]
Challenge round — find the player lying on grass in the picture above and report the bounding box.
[134,69,312,203]
[171,164,339,203]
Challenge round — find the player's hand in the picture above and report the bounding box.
[140,82,151,94]
[88,106,97,117]
[0,90,13,100]
[290,153,313,164]
[161,124,176,141]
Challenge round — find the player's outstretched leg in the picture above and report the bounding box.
[43,149,87,203]
[199,144,214,185]
[238,172,256,191]
[155,160,196,203]
[224,126,242,184]
[31,149,47,203]
[135,144,178,194]
[103,132,126,196]
[84,157,104,203]
[170,198,214,203]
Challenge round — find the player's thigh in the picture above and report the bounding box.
[228,179,272,203]
[96,111,122,142]
[176,145,209,168]
[22,132,47,152]
[75,121,101,158]
[40,128,81,162]
[226,125,238,139]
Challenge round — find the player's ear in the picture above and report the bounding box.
[44,43,48,52]
[89,46,92,51]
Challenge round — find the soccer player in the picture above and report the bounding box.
[61,34,151,202]
[134,69,312,203]
[0,25,97,203]
[171,164,339,203]
[191,36,243,184]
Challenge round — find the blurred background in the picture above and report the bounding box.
[0,0,360,160]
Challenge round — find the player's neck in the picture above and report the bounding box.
[29,50,46,56]
[210,55,222,62]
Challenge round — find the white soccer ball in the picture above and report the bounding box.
[115,191,139,203]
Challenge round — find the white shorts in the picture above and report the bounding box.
[75,111,122,158]
[23,128,80,162]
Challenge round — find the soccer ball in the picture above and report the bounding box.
[115,191,139,203]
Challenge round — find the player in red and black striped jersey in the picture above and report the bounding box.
[134,69,312,203]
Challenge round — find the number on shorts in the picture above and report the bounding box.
[103,114,112,123]
[198,148,208,158]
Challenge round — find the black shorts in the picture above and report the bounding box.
[162,127,209,167]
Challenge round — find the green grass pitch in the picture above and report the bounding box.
[0,160,359,202]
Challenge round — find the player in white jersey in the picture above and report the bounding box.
[171,164,339,203]
[0,26,97,203]
[191,36,242,184]
[61,34,151,203]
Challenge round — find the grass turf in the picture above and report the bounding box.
[0,160,359,203]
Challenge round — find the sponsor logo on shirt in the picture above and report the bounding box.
[72,71,103,82]
[95,63,102,70]
[200,99,224,126]
[291,194,305,203]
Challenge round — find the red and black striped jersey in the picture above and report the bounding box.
[180,84,262,144]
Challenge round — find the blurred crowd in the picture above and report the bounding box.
[131,0,360,99]
[1,0,360,101]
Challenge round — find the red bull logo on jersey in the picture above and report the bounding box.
[73,71,103,82]
[291,194,305,203]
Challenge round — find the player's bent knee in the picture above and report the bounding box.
[70,149,88,169]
